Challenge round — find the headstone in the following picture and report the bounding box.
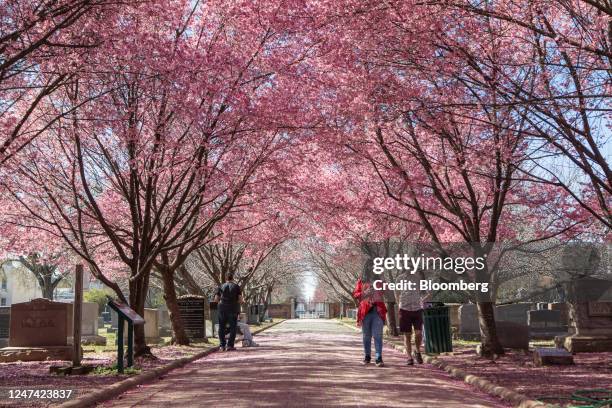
[0,307,10,347]
[533,347,574,366]
[81,302,98,336]
[528,310,562,327]
[144,308,160,343]
[457,305,529,348]
[177,296,206,340]
[496,321,529,350]
[157,308,172,336]
[64,302,106,345]
[98,316,105,329]
[102,309,111,323]
[111,308,118,326]
[557,301,612,352]
[9,299,68,347]
[458,304,480,338]
[548,303,569,326]
[494,303,534,326]
[528,310,567,340]
[0,299,72,362]
[447,304,460,328]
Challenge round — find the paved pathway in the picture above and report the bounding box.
[102,320,509,407]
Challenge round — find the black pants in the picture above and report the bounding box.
[218,310,238,348]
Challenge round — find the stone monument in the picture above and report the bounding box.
[557,301,612,352]
[144,308,161,343]
[0,298,73,362]
[177,296,206,341]
[66,302,106,345]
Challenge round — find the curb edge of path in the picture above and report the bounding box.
[335,320,553,408]
[57,319,286,408]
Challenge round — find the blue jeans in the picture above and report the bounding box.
[362,307,383,359]
[218,310,238,348]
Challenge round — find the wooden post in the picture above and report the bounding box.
[72,264,83,367]
[117,316,124,373]
[127,320,134,368]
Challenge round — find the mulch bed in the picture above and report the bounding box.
[437,346,612,406]
[0,344,215,407]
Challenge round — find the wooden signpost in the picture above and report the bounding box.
[107,297,144,373]
[73,264,83,367]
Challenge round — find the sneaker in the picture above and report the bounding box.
[220,346,226,352]
[361,356,371,365]
[413,351,423,364]
[406,358,414,366]
[226,346,236,351]
[375,358,384,367]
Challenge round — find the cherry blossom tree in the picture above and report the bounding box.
[1,0,324,355]
[0,0,126,167]
[429,0,611,230]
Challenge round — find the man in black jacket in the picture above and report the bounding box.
[214,273,244,351]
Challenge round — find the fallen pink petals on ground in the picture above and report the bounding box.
[102,320,510,408]
[437,346,612,405]
[0,344,214,407]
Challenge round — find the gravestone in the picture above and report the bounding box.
[0,299,72,362]
[0,307,10,347]
[108,309,119,333]
[494,303,534,326]
[557,301,612,352]
[177,296,206,341]
[458,304,530,348]
[533,347,574,366]
[102,307,111,323]
[496,321,529,350]
[157,308,172,336]
[65,302,106,345]
[528,310,562,327]
[458,304,480,339]
[528,310,567,339]
[144,308,160,343]
[447,304,460,328]
[548,303,569,326]
[9,299,68,347]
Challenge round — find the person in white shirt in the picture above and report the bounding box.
[398,272,430,365]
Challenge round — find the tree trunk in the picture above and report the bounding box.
[41,282,54,300]
[161,267,190,345]
[130,274,153,358]
[477,302,504,357]
[386,301,399,336]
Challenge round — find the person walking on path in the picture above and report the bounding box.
[353,260,387,367]
[398,271,430,365]
[214,273,244,351]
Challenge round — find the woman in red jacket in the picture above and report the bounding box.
[353,261,387,367]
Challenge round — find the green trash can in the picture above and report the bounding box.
[423,302,452,354]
